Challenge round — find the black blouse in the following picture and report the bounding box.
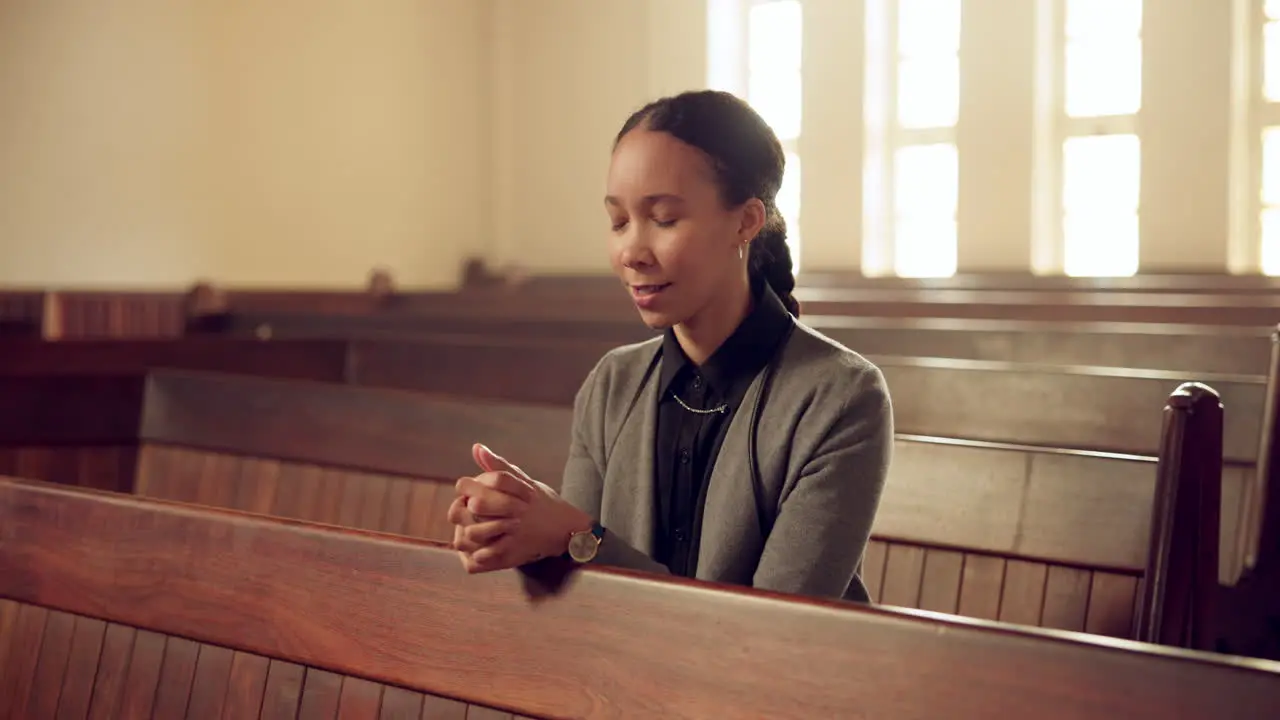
[652,281,793,577]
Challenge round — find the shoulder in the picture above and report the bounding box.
[779,321,891,409]
[573,336,662,409]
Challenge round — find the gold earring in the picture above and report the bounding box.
[739,245,745,260]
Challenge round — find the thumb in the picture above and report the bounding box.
[472,443,525,478]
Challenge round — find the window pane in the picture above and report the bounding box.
[1263,209,1280,276]
[1065,40,1142,117]
[1066,0,1141,41]
[897,55,959,129]
[895,143,958,216]
[748,69,801,141]
[894,216,957,278]
[1268,0,1280,21]
[1263,127,1280,207]
[778,151,801,226]
[1063,134,1140,213]
[749,0,802,72]
[1063,213,1139,277]
[898,0,960,57]
[778,152,801,270]
[1266,22,1280,103]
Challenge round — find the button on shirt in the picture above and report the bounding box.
[652,281,794,577]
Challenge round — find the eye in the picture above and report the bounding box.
[611,218,629,232]
[653,218,678,228]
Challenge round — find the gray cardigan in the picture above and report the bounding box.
[559,321,893,603]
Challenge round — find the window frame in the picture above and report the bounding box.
[862,0,961,278]
[711,0,805,269]
[1252,1,1280,274]
[1037,0,1144,277]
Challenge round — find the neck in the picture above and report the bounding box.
[673,277,753,365]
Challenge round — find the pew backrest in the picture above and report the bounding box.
[2,478,1279,719]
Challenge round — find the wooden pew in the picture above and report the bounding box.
[0,338,1264,582]
[2,477,1278,718]
[187,311,1279,376]
[0,369,1221,643]
[465,259,1280,293]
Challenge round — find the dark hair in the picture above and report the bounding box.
[614,90,800,317]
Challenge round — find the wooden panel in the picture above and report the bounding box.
[878,545,925,608]
[86,623,137,719]
[917,549,964,614]
[186,644,235,720]
[0,601,523,720]
[3,480,1278,718]
[957,555,1007,621]
[998,561,1050,628]
[1086,573,1141,639]
[0,446,137,494]
[138,371,572,488]
[57,616,107,719]
[878,357,1264,461]
[223,652,271,719]
[25,609,76,718]
[1039,567,1093,633]
[52,292,185,339]
[134,446,456,544]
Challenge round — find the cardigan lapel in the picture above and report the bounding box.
[600,354,661,557]
[695,372,769,581]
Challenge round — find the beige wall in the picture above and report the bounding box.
[0,0,488,289]
[488,0,705,274]
[0,0,1267,287]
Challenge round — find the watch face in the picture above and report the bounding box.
[567,531,598,562]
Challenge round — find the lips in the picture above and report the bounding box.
[629,283,671,309]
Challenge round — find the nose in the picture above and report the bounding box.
[615,223,655,270]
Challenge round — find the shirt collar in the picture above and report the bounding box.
[658,279,794,399]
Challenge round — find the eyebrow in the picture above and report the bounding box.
[604,193,685,207]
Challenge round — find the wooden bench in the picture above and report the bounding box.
[199,286,1280,326]
[0,338,1264,581]
[1,477,1277,718]
[187,310,1280,376]
[0,369,1219,644]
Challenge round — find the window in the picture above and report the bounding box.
[864,0,961,277]
[708,0,804,270]
[746,0,803,266]
[1260,1,1280,273]
[1056,0,1143,276]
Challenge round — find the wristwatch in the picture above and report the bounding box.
[565,522,606,563]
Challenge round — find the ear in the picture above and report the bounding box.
[737,198,767,247]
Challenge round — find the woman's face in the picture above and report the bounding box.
[605,128,754,329]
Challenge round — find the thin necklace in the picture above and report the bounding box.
[670,391,728,415]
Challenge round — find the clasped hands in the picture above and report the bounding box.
[448,443,594,574]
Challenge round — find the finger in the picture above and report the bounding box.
[457,473,536,504]
[466,489,526,518]
[463,518,521,548]
[472,443,528,479]
[466,535,523,573]
[453,519,516,554]
[446,495,473,526]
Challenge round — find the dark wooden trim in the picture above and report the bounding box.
[0,338,351,380]
[0,375,146,445]
[2,479,1278,719]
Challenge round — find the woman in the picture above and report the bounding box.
[448,90,892,602]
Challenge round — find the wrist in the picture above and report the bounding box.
[562,512,605,564]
